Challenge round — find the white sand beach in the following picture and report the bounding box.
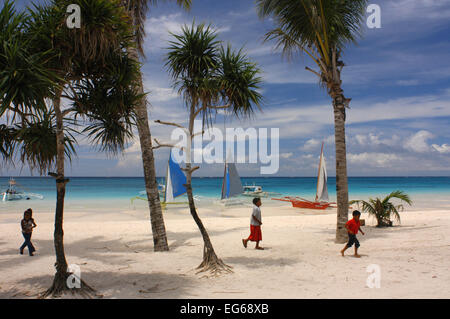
[1,201,450,299]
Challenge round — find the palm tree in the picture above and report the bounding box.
[256,0,368,243]
[120,0,192,252]
[161,23,263,276]
[1,0,140,297]
[350,191,412,227]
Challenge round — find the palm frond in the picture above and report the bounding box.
[256,0,367,68]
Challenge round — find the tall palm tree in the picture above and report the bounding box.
[163,23,263,275]
[256,0,368,243]
[1,0,141,297]
[120,0,191,252]
[350,191,412,227]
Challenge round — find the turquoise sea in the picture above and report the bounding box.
[1,176,449,212]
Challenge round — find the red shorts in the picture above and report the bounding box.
[248,225,262,242]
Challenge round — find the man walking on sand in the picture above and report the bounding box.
[242,198,264,250]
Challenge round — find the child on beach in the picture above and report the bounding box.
[341,210,365,257]
[20,208,37,256]
[242,198,264,250]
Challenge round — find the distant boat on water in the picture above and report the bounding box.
[272,142,334,209]
[1,178,43,202]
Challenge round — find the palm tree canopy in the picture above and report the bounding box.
[165,23,263,125]
[1,0,142,172]
[218,45,263,118]
[0,0,58,117]
[28,0,134,76]
[256,0,367,63]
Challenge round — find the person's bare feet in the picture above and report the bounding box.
[354,254,361,258]
[242,239,247,248]
[255,246,264,250]
[340,249,345,257]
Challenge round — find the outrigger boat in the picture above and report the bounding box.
[272,142,334,210]
[242,184,281,198]
[1,178,43,202]
[242,185,267,197]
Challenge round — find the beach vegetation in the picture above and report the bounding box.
[350,190,413,227]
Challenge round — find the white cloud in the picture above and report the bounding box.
[432,143,450,154]
[301,135,334,151]
[348,152,401,167]
[404,130,434,153]
[354,133,401,147]
[148,87,178,103]
[280,152,293,159]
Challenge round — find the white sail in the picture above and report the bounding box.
[315,144,329,202]
[164,163,174,203]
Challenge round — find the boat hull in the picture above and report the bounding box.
[272,197,333,210]
[290,200,331,209]
[2,192,26,201]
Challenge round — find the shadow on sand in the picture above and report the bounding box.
[0,270,194,299]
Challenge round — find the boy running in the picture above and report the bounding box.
[341,210,365,257]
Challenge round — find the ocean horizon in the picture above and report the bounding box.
[1,176,449,208]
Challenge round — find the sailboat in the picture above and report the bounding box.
[272,142,334,209]
[216,157,244,206]
[162,153,188,207]
[132,152,188,209]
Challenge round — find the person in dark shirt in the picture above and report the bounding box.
[20,208,37,256]
[340,210,365,258]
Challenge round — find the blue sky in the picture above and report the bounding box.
[3,0,450,177]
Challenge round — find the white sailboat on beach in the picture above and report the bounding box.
[272,142,334,209]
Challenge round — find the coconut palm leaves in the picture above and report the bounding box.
[256,0,368,243]
[350,191,413,227]
[166,23,263,123]
[0,0,58,117]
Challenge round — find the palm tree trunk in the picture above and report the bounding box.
[127,46,169,252]
[43,88,94,298]
[331,91,350,243]
[47,89,69,293]
[185,116,232,276]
